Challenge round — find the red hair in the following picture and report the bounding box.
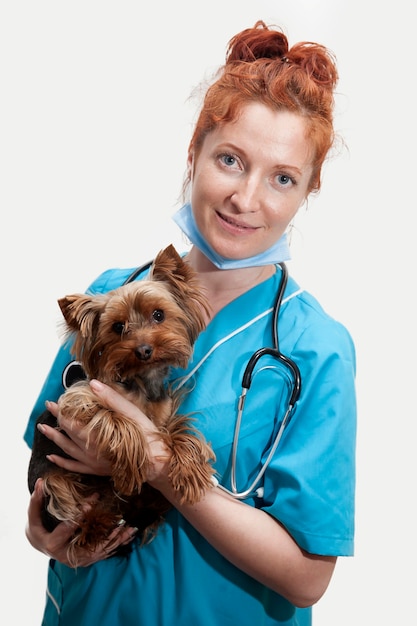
[187,21,338,194]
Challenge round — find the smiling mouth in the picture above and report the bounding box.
[217,212,254,230]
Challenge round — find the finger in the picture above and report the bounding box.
[47,450,112,476]
[45,400,59,417]
[67,524,138,566]
[37,422,84,460]
[46,454,97,474]
[55,407,87,437]
[103,524,138,554]
[26,480,77,554]
[27,479,47,527]
[38,420,113,476]
[89,379,158,433]
[48,517,79,546]
[117,526,139,548]
[36,422,100,474]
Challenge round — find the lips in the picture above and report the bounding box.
[217,211,255,231]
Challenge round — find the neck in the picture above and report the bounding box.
[185,246,275,318]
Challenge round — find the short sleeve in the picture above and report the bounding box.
[262,312,356,556]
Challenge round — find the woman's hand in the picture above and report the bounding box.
[38,398,113,476]
[42,380,172,487]
[27,381,160,566]
[26,479,138,567]
[85,380,173,488]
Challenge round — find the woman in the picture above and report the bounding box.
[25,21,356,626]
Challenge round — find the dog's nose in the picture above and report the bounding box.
[135,345,153,361]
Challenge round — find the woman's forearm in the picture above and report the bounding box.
[163,483,336,608]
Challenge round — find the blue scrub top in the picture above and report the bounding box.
[24,260,356,626]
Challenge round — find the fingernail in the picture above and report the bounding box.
[117,519,126,527]
[37,423,46,434]
[90,379,104,392]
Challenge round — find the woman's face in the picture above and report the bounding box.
[189,102,314,261]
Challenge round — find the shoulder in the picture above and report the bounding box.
[85,263,152,295]
[283,273,356,364]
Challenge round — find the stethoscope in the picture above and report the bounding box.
[224,261,301,499]
[62,258,302,501]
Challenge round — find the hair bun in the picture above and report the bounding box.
[226,20,288,63]
[226,21,337,90]
[289,42,338,89]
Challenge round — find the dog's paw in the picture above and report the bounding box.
[168,435,216,504]
[105,417,152,495]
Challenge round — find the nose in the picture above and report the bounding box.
[230,174,263,213]
[135,344,153,361]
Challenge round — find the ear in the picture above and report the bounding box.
[58,294,107,339]
[187,151,194,182]
[149,245,188,285]
[150,245,210,338]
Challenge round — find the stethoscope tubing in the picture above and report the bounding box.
[222,263,301,499]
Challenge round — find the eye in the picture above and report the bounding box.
[275,173,295,188]
[112,321,125,335]
[152,309,165,323]
[218,153,241,170]
[221,153,236,166]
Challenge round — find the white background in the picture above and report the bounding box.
[1,1,415,624]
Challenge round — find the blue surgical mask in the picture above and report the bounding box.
[172,202,291,270]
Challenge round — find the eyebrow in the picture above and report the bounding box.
[275,164,304,176]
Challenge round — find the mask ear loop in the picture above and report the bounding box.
[286,195,308,247]
[185,152,194,197]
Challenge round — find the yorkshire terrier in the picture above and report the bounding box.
[28,244,215,566]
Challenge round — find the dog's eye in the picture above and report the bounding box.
[112,321,125,335]
[152,309,165,323]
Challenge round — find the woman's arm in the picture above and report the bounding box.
[165,483,335,607]
[26,479,138,567]
[33,380,335,605]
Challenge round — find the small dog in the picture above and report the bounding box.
[28,244,215,566]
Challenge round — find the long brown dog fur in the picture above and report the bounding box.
[28,245,215,566]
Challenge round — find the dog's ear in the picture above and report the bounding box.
[149,245,185,282]
[58,294,107,335]
[150,245,210,340]
[58,293,109,375]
